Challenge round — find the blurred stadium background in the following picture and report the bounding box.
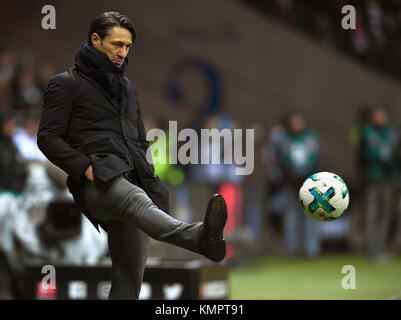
[0,0,401,300]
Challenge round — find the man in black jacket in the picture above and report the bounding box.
[37,12,227,299]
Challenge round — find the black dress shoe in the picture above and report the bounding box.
[199,194,227,262]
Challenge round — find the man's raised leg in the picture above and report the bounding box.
[83,176,227,262]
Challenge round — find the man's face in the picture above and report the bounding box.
[371,109,388,127]
[2,117,15,137]
[288,115,306,134]
[92,26,133,68]
[25,119,39,136]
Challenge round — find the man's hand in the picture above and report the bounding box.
[85,165,94,181]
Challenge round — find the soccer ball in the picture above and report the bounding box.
[299,172,349,222]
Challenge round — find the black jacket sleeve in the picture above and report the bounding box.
[134,87,150,151]
[37,72,91,180]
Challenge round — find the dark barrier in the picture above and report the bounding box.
[20,259,229,300]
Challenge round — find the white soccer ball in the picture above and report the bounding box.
[299,171,349,222]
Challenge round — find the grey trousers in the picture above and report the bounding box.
[82,176,203,299]
[365,182,393,259]
[282,186,321,258]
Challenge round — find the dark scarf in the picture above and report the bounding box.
[74,40,128,101]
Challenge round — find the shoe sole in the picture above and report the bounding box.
[205,194,227,261]
[206,194,227,240]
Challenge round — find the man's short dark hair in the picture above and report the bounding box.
[88,12,137,45]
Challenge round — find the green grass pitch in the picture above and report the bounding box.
[229,253,401,300]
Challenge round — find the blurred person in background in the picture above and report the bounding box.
[0,79,11,111]
[14,68,42,111]
[275,0,296,26]
[274,113,321,259]
[143,116,185,186]
[0,109,27,192]
[36,62,57,92]
[37,12,227,300]
[187,112,245,260]
[190,112,243,186]
[0,47,17,84]
[261,122,286,251]
[314,11,335,46]
[359,107,398,261]
[0,109,26,299]
[0,48,17,110]
[348,105,373,249]
[366,0,385,65]
[12,108,47,162]
[391,131,401,253]
[349,105,374,170]
[351,6,371,61]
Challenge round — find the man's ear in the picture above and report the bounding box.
[91,33,101,48]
